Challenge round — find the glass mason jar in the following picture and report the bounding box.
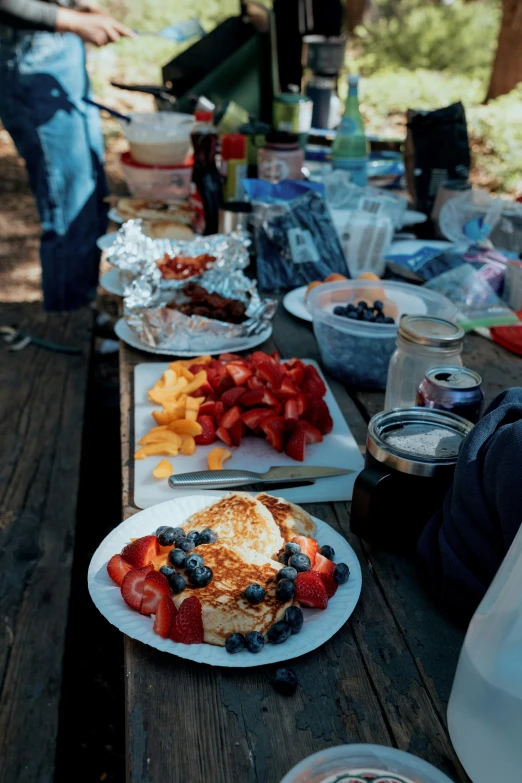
[384,315,465,411]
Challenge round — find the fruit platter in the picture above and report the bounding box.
[88,493,362,667]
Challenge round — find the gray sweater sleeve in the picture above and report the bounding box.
[0,0,59,31]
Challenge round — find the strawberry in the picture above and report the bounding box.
[217,375,235,396]
[276,378,298,400]
[121,565,154,611]
[295,392,308,417]
[302,398,333,435]
[216,425,234,447]
[107,554,133,586]
[285,358,305,371]
[153,595,178,638]
[170,595,204,644]
[260,389,280,408]
[188,363,209,375]
[255,361,281,390]
[226,363,253,386]
[220,386,246,408]
[249,350,276,367]
[214,401,226,424]
[294,571,328,609]
[194,415,216,445]
[140,571,170,616]
[198,400,216,418]
[239,389,264,407]
[220,405,242,430]
[317,572,338,599]
[301,365,327,399]
[312,553,336,578]
[259,416,286,453]
[285,425,306,461]
[247,375,264,390]
[284,398,299,420]
[271,349,281,362]
[121,535,159,568]
[299,421,323,444]
[285,418,299,437]
[286,366,304,386]
[292,535,319,566]
[229,419,245,447]
[241,407,272,430]
[219,353,244,362]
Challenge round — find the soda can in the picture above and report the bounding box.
[416,366,484,423]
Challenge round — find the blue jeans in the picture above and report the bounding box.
[0,28,108,311]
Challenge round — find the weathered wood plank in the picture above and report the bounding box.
[0,303,93,783]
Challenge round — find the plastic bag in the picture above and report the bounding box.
[425,264,519,330]
[333,211,393,278]
[439,189,504,247]
[325,171,407,229]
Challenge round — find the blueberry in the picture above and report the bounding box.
[245,631,265,654]
[225,633,245,654]
[168,573,187,594]
[159,565,176,579]
[244,583,266,604]
[185,553,204,571]
[384,316,395,324]
[285,606,304,634]
[362,310,375,322]
[333,305,346,316]
[288,553,311,572]
[168,548,187,568]
[177,537,195,553]
[346,310,358,319]
[277,566,298,582]
[346,303,357,312]
[279,552,290,565]
[273,667,298,695]
[276,579,296,602]
[187,530,201,545]
[333,562,350,584]
[357,300,368,310]
[189,566,213,587]
[171,527,186,542]
[373,300,384,312]
[285,542,301,555]
[155,526,169,537]
[158,527,178,546]
[198,528,218,544]
[375,312,385,323]
[267,621,291,645]
[319,545,335,560]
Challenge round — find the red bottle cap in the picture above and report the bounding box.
[221,133,246,160]
[194,110,214,122]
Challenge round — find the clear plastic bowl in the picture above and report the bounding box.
[280,744,455,783]
[120,152,193,201]
[121,112,194,166]
[307,280,457,389]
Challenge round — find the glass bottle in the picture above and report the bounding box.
[331,75,368,187]
[190,110,222,235]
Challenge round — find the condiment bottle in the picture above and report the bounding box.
[257,131,304,183]
[190,110,222,235]
[221,133,247,202]
[331,75,368,187]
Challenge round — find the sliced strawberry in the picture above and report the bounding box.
[199,400,216,418]
[140,571,170,616]
[259,415,286,453]
[226,363,253,386]
[214,401,226,424]
[284,398,299,420]
[260,389,280,408]
[206,369,222,392]
[153,595,178,638]
[276,378,299,400]
[299,420,323,444]
[217,375,235,396]
[247,375,265,390]
[249,350,276,367]
[285,418,299,437]
[229,419,245,447]
[285,358,305,371]
[216,425,234,447]
[302,398,333,435]
[287,366,305,386]
[121,535,159,568]
[171,595,204,644]
[219,353,244,362]
[295,571,328,609]
[220,405,242,430]
[194,415,216,445]
[188,363,209,375]
[220,386,247,408]
[241,407,273,430]
[312,553,336,577]
[301,365,327,399]
[238,389,264,407]
[107,554,133,586]
[256,361,282,390]
[121,565,154,611]
[271,349,281,362]
[285,426,306,461]
[317,572,338,599]
[295,392,308,417]
[192,381,214,398]
[292,535,319,566]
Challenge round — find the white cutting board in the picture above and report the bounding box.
[133,360,364,509]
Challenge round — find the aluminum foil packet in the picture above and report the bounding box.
[106,219,250,289]
[124,268,276,352]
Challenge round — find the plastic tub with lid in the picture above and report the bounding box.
[120,112,194,166]
[120,152,193,201]
[307,280,457,389]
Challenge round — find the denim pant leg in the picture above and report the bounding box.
[0,32,108,311]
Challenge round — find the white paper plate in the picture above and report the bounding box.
[283,286,312,323]
[100,267,124,296]
[115,317,273,357]
[97,232,118,251]
[108,207,124,224]
[87,495,362,667]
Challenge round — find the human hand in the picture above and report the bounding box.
[56,8,135,46]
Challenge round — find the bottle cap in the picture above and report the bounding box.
[347,75,360,87]
[221,133,246,160]
[194,110,214,122]
[265,131,299,147]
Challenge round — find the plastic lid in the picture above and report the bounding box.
[348,74,360,87]
[265,131,299,146]
[399,315,465,348]
[194,110,213,122]
[221,133,246,160]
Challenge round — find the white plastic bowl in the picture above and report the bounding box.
[121,112,194,166]
[120,152,193,201]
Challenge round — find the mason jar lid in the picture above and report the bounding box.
[399,315,465,349]
[367,407,473,477]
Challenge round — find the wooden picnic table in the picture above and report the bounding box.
[119,299,521,783]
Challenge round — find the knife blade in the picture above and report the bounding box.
[168,466,353,490]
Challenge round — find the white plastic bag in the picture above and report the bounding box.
[439,189,503,247]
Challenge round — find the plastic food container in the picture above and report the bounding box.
[307,280,457,389]
[280,744,455,783]
[120,152,193,201]
[120,112,194,166]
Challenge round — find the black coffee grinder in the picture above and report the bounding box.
[302,35,346,130]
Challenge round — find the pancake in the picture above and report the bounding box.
[172,543,292,645]
[186,492,284,560]
[117,198,192,225]
[142,220,194,240]
[256,494,316,543]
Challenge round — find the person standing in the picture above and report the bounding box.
[0,2,133,310]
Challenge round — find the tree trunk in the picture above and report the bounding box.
[345,0,368,35]
[485,0,522,101]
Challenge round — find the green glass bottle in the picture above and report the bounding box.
[331,75,369,186]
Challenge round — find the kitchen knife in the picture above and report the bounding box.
[168,466,353,490]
